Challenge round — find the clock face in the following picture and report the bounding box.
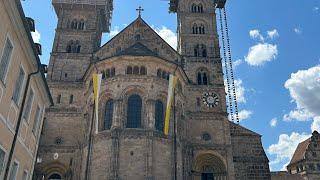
[202,92,219,108]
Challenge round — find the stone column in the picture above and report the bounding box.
[146,99,156,129]
[112,99,123,129]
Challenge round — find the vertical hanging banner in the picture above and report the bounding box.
[93,73,102,134]
[164,74,178,136]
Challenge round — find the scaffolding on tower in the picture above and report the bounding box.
[215,0,240,124]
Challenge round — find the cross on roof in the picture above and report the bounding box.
[136,6,144,17]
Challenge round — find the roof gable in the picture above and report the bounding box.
[96,17,180,62]
[289,138,310,165]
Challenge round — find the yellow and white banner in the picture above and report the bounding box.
[93,73,102,134]
[164,74,178,136]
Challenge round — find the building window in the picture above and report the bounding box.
[133,66,140,75]
[317,163,320,171]
[0,38,13,83]
[32,106,42,137]
[22,170,28,180]
[69,95,74,104]
[127,94,142,128]
[140,66,147,75]
[66,40,81,53]
[194,44,207,57]
[104,99,114,130]
[192,24,205,34]
[111,67,115,77]
[309,164,315,171]
[79,19,85,30]
[0,148,5,177]
[202,132,211,141]
[155,100,164,132]
[191,4,203,13]
[126,66,133,74]
[135,34,141,41]
[49,174,62,179]
[197,69,208,85]
[8,161,19,180]
[12,67,25,104]
[57,94,61,104]
[157,69,162,78]
[23,89,34,122]
[71,19,77,29]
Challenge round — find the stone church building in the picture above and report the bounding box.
[33,0,271,179]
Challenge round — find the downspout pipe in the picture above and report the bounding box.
[3,64,46,179]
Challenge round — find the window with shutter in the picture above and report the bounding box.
[12,67,25,104]
[0,39,13,83]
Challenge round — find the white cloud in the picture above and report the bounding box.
[267,29,279,39]
[284,65,320,118]
[245,43,278,66]
[233,59,243,69]
[109,26,120,38]
[31,29,41,43]
[314,7,319,13]
[224,79,246,104]
[294,27,302,34]
[154,26,177,49]
[238,110,253,122]
[270,118,278,127]
[283,109,313,122]
[311,116,320,132]
[249,29,264,41]
[268,132,310,170]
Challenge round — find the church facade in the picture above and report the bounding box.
[33,0,271,179]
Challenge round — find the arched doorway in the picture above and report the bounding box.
[48,173,62,180]
[193,153,227,180]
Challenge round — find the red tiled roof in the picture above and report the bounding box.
[288,138,310,165]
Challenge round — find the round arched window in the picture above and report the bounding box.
[202,132,211,141]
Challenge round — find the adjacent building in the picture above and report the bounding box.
[0,0,53,179]
[287,131,320,180]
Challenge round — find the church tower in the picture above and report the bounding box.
[48,0,113,81]
[174,0,222,86]
[34,0,113,179]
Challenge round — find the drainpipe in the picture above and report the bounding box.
[3,64,46,179]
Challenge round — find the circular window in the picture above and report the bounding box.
[55,137,63,145]
[202,133,211,141]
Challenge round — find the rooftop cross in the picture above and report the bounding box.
[136,6,144,17]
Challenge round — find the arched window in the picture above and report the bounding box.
[75,40,81,53]
[155,100,164,132]
[197,69,208,85]
[127,95,142,128]
[79,19,85,30]
[111,67,115,77]
[199,24,205,34]
[157,69,162,78]
[49,173,62,180]
[191,4,204,13]
[194,44,200,57]
[133,66,140,75]
[162,71,167,79]
[191,4,197,12]
[104,99,114,130]
[69,95,74,104]
[201,45,207,57]
[140,66,147,75]
[198,4,204,13]
[71,19,77,29]
[66,40,74,53]
[57,94,61,104]
[127,66,132,74]
[193,24,198,34]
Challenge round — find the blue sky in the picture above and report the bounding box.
[22,0,320,171]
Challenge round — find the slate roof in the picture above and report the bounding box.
[116,42,158,57]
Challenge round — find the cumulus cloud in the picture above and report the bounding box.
[233,59,243,69]
[284,65,320,119]
[311,117,320,132]
[224,79,246,104]
[109,26,120,38]
[154,26,177,49]
[270,118,278,127]
[283,109,314,122]
[31,29,41,43]
[294,27,302,34]
[245,43,278,66]
[249,29,264,41]
[238,110,253,122]
[268,132,310,170]
[267,29,279,39]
